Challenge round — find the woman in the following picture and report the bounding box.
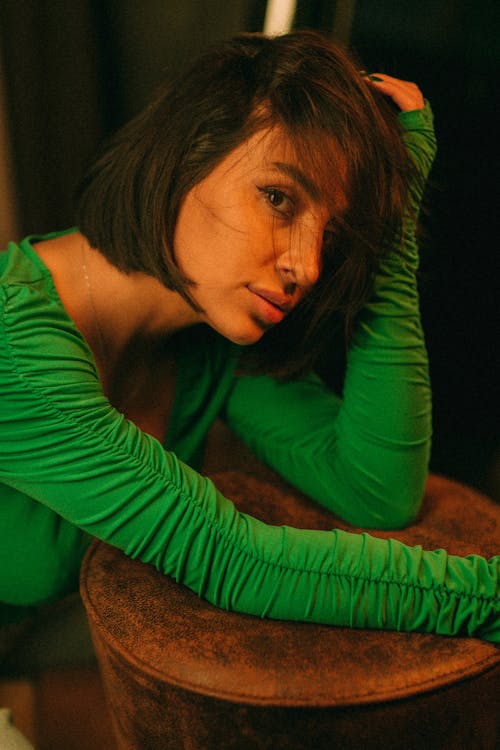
[0,31,498,641]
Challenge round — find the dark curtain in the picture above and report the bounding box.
[0,1,106,233]
[1,0,498,498]
[0,0,264,234]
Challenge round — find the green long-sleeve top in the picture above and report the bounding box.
[0,104,498,639]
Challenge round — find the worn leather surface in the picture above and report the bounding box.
[81,470,500,707]
[81,423,500,748]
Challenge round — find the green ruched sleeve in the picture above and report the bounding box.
[0,106,498,641]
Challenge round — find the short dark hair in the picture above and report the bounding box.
[77,30,417,377]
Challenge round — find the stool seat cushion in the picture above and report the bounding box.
[80,471,499,708]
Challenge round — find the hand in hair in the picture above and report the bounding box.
[366,74,425,112]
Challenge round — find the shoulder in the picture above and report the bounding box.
[1,238,101,408]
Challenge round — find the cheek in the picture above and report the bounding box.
[175,182,269,282]
[173,194,219,273]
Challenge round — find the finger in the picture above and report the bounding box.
[363,73,425,112]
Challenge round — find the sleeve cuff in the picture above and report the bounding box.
[398,99,434,130]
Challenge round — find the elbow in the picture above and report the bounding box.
[375,505,421,531]
[366,480,425,531]
[339,461,427,530]
[365,444,430,530]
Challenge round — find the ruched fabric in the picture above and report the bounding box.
[0,105,498,640]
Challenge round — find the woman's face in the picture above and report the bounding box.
[173,128,346,345]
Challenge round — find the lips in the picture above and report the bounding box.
[248,286,295,313]
[247,286,295,326]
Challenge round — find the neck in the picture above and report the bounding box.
[82,240,201,368]
[36,231,201,378]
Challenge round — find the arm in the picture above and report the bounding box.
[224,93,435,529]
[0,274,498,641]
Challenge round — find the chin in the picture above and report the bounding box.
[208,312,275,346]
[226,330,265,346]
[222,322,271,346]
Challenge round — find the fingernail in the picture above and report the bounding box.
[368,75,383,82]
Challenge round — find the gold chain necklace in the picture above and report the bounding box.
[81,242,107,370]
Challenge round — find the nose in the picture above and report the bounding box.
[275,226,323,289]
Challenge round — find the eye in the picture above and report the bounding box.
[266,189,286,207]
[257,187,295,218]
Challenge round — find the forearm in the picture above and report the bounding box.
[2,409,497,642]
[334,222,432,526]
[336,104,437,522]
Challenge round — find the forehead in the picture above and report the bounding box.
[208,126,349,216]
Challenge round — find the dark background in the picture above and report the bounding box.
[1,0,498,499]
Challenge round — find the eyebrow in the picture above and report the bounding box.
[271,162,322,203]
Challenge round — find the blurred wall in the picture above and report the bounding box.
[0,1,107,237]
[0,39,19,246]
[0,0,265,236]
[94,0,257,118]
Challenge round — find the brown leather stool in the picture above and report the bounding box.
[80,470,499,750]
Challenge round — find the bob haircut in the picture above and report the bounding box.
[77,30,418,378]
